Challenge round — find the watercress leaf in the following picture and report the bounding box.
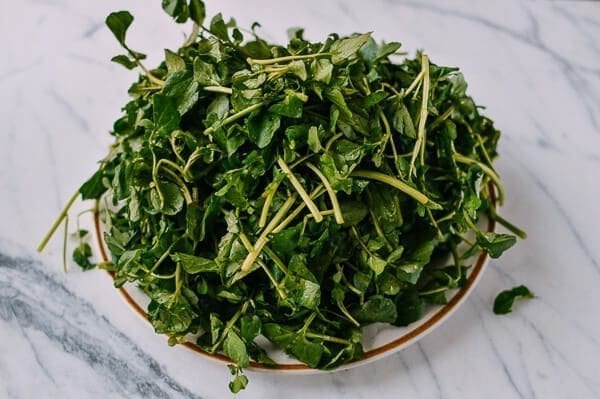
[240,315,262,341]
[311,58,333,84]
[188,0,206,26]
[151,180,184,215]
[269,91,305,119]
[152,94,181,136]
[493,285,534,315]
[229,374,248,394]
[477,232,517,258]
[290,336,323,368]
[247,108,281,148]
[72,243,95,271]
[223,330,250,368]
[367,255,387,276]
[352,295,397,323]
[165,49,186,74]
[79,169,106,200]
[375,41,401,61]
[394,288,425,326]
[330,32,371,64]
[172,253,219,274]
[111,54,138,69]
[105,11,134,47]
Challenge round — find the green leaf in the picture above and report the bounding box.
[79,170,106,200]
[152,94,181,136]
[395,288,424,326]
[111,54,137,69]
[325,87,352,119]
[352,295,397,323]
[105,11,133,47]
[229,374,248,394]
[269,91,305,119]
[477,232,517,258]
[151,181,184,215]
[493,285,534,315]
[375,42,401,61]
[223,330,250,368]
[330,33,371,64]
[189,0,206,26]
[162,0,189,23]
[72,243,95,271]
[240,315,262,341]
[307,126,322,153]
[311,58,333,84]
[367,255,387,276]
[162,71,199,115]
[290,335,323,368]
[172,253,219,274]
[165,49,186,74]
[247,109,281,148]
[193,57,220,86]
[363,90,388,108]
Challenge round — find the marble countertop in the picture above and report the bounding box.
[1,0,599,398]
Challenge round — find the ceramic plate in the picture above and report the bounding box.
[93,187,495,374]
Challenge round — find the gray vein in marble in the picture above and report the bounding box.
[391,0,600,131]
[47,88,90,132]
[10,302,57,384]
[0,252,202,399]
[416,343,443,399]
[523,316,599,397]
[507,153,599,272]
[552,4,600,56]
[472,292,529,399]
[83,21,104,38]
[0,58,44,83]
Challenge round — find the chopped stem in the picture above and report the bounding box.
[351,170,441,209]
[183,23,200,47]
[305,332,352,345]
[490,208,527,239]
[324,132,343,152]
[247,52,331,65]
[369,209,393,252]
[403,70,424,98]
[336,300,360,327]
[203,86,233,95]
[271,185,325,234]
[62,215,69,272]
[378,109,398,163]
[277,158,323,222]
[419,286,450,296]
[306,163,344,224]
[211,301,250,353]
[429,105,455,131]
[241,195,297,272]
[408,54,430,177]
[258,180,282,229]
[204,102,264,136]
[37,190,79,252]
[453,153,505,204]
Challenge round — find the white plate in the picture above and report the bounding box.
[93,197,494,374]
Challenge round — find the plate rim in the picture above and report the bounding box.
[93,185,495,373]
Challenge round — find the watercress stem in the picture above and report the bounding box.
[37,190,79,252]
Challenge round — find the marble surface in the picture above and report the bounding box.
[1,0,599,398]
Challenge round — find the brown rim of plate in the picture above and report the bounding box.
[94,184,496,371]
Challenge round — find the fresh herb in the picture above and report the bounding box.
[493,285,534,315]
[38,1,526,393]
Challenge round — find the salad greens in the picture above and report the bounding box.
[37,1,526,393]
[493,285,534,315]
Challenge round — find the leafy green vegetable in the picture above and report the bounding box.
[38,1,526,393]
[493,285,534,314]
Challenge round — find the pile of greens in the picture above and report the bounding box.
[38,1,527,393]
